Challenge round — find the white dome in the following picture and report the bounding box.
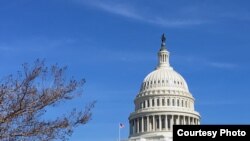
[128,34,200,141]
[141,67,189,92]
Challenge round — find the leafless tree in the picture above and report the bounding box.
[0,59,95,141]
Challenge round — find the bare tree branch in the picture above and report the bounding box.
[0,59,95,140]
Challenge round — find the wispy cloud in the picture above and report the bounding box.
[175,55,238,70]
[78,0,208,27]
[90,0,142,20]
[208,62,238,69]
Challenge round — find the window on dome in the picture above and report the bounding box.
[167,99,170,106]
[162,99,165,106]
[177,99,180,106]
[182,100,184,107]
[158,80,160,84]
[172,99,175,106]
[185,101,187,107]
[148,100,150,107]
[143,101,146,108]
[157,99,160,106]
[152,99,155,107]
[162,80,164,83]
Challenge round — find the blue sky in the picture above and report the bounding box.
[1,0,250,140]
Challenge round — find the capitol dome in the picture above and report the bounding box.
[142,67,189,93]
[128,34,200,141]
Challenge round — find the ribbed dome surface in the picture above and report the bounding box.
[142,67,189,92]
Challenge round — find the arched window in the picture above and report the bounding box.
[172,99,175,106]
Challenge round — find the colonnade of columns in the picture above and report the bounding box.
[136,97,194,111]
[129,114,200,135]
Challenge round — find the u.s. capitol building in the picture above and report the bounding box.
[128,34,201,141]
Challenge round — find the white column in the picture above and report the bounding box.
[159,98,162,106]
[181,116,184,125]
[149,98,152,107]
[188,116,190,125]
[129,120,133,135]
[159,115,162,131]
[145,100,148,108]
[176,115,179,124]
[170,115,173,131]
[137,118,139,133]
[153,115,155,131]
[180,116,182,125]
[141,117,144,132]
[149,116,152,131]
[165,115,168,130]
[133,119,135,134]
[135,119,137,134]
[147,116,149,132]
[183,116,186,125]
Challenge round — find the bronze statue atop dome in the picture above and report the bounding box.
[161,33,166,44]
[160,33,166,49]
